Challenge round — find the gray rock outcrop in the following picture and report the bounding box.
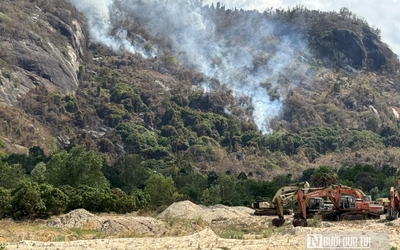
[332,28,388,71]
[0,4,87,105]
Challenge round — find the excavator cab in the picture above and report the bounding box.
[339,196,356,209]
[308,198,325,210]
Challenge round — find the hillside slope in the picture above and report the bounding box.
[1,0,400,180]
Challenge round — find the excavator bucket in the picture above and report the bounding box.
[386,207,398,221]
[272,218,285,227]
[292,218,308,227]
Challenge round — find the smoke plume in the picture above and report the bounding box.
[69,0,311,133]
[68,0,155,56]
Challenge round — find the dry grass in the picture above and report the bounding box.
[0,211,209,244]
[0,219,109,243]
[0,218,155,243]
[0,105,56,155]
[0,219,63,243]
[159,215,206,236]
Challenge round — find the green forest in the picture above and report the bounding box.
[1,143,399,220]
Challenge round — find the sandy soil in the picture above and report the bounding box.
[3,200,399,250]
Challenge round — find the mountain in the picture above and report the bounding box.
[1,0,400,181]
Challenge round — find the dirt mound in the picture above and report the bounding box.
[100,216,167,235]
[5,228,221,250]
[157,200,255,223]
[47,209,168,236]
[157,200,205,219]
[46,209,102,230]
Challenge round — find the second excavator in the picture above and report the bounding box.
[289,184,384,227]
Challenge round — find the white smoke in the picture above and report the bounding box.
[204,0,400,58]
[69,0,310,134]
[68,0,155,56]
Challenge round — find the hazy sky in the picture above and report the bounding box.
[203,0,400,57]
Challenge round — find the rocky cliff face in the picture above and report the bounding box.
[332,28,388,71]
[0,1,87,105]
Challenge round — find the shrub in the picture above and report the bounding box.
[39,183,68,217]
[11,181,45,220]
[0,187,12,218]
[144,174,177,209]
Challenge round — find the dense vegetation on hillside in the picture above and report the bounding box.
[1,0,400,218]
[0,145,398,219]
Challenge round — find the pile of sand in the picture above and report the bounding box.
[100,216,167,235]
[46,209,102,230]
[157,200,255,223]
[5,228,222,250]
[46,201,255,237]
[47,209,167,236]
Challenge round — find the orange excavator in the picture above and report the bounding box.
[386,178,400,220]
[291,184,384,227]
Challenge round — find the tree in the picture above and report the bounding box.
[339,7,352,19]
[130,189,150,210]
[29,146,46,158]
[61,185,106,212]
[46,146,109,188]
[271,174,292,187]
[30,162,47,183]
[298,168,315,183]
[382,165,398,176]
[144,174,177,208]
[354,172,384,191]
[103,154,149,192]
[11,182,45,220]
[99,188,138,213]
[310,166,338,187]
[247,179,277,201]
[39,183,68,217]
[369,186,380,201]
[10,181,68,220]
[200,184,221,205]
[0,187,11,218]
[0,161,26,189]
[207,171,219,186]
[3,153,34,174]
[218,174,238,205]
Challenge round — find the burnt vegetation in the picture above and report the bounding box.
[0,0,400,217]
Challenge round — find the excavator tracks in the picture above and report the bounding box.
[321,212,340,221]
[340,213,366,220]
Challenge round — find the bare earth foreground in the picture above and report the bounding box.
[1,200,399,250]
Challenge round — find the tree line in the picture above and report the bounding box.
[0,145,398,220]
